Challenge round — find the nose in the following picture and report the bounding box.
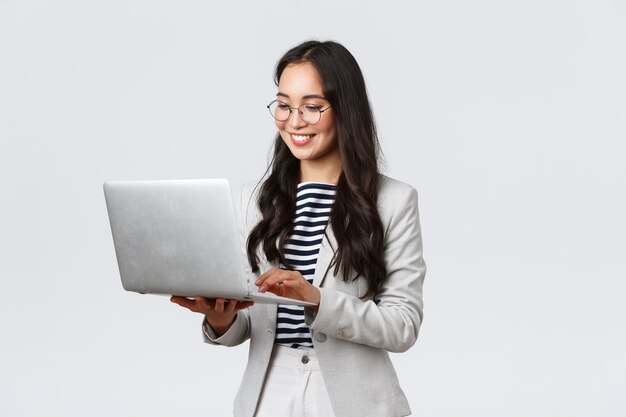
[287,108,308,129]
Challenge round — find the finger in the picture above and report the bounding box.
[264,285,284,297]
[196,296,212,311]
[224,299,238,313]
[255,268,274,286]
[234,301,254,311]
[214,297,225,313]
[257,267,285,285]
[170,296,198,311]
[267,279,293,297]
[259,271,292,291]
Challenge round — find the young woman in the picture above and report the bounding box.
[171,40,426,417]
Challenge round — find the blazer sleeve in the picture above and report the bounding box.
[201,183,253,347]
[305,186,426,353]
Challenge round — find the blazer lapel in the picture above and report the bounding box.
[312,226,338,288]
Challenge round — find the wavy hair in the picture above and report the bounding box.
[246,40,386,298]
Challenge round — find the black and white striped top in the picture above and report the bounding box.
[275,182,337,349]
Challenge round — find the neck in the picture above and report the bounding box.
[299,155,342,185]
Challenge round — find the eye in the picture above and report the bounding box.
[277,102,290,110]
[303,104,321,113]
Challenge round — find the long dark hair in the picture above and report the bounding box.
[246,40,386,298]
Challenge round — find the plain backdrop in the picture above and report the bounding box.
[1,1,625,416]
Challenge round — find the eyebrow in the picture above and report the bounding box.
[276,92,327,100]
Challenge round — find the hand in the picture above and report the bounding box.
[170,296,253,336]
[256,267,321,305]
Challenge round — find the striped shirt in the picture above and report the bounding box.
[275,182,337,349]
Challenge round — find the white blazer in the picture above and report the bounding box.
[202,175,427,417]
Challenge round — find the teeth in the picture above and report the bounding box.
[292,134,314,142]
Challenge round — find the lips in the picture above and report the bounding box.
[290,133,316,146]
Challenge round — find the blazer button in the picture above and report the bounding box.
[336,329,344,337]
[315,332,327,343]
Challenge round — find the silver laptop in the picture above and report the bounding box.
[103,178,314,306]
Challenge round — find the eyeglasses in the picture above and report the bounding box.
[267,99,332,125]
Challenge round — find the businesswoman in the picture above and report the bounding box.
[171,40,426,417]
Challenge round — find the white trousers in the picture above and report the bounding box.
[254,345,337,417]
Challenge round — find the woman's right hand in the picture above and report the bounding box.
[170,296,254,337]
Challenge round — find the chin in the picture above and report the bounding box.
[289,150,314,161]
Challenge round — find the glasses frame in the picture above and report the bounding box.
[266,99,332,125]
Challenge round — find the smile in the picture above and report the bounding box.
[290,133,316,146]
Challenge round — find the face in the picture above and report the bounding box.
[274,62,339,167]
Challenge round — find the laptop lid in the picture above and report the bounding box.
[103,179,250,299]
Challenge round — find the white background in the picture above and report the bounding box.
[1,1,625,416]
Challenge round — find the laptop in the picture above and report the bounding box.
[103,178,314,306]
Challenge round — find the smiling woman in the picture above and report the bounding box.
[272,61,340,183]
[171,40,426,417]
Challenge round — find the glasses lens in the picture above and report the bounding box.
[269,101,290,121]
[299,104,321,124]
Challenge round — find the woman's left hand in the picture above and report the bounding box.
[256,267,321,305]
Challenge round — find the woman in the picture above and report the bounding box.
[171,40,426,417]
